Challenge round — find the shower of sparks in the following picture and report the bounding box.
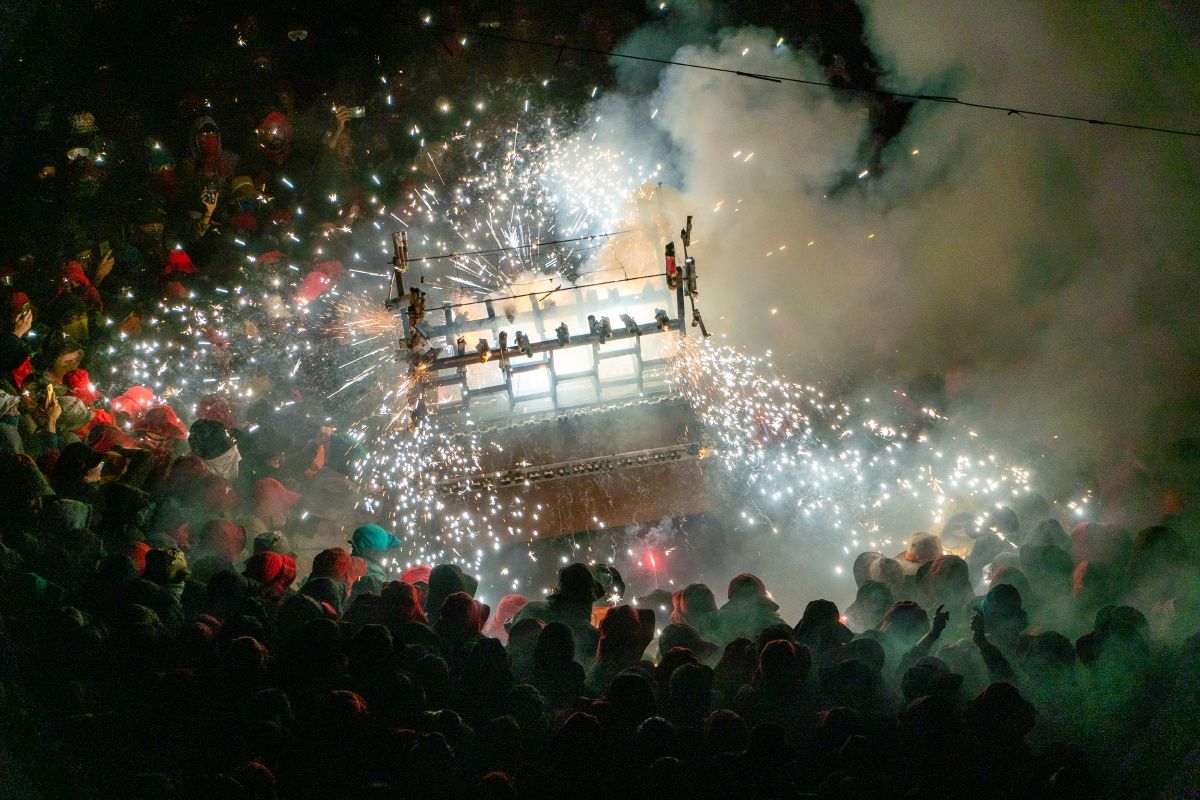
[397,98,662,298]
[105,285,317,417]
[666,336,1044,552]
[90,85,1094,589]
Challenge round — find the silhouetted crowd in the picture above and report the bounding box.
[2,2,1199,799]
[2,456,1199,799]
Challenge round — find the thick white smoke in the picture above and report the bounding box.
[593,2,1200,490]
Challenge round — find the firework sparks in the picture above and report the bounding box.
[395,97,662,299]
[666,336,1044,557]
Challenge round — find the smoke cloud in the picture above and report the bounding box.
[591,1,1200,493]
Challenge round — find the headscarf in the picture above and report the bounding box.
[87,423,138,452]
[311,547,368,589]
[194,519,246,564]
[433,591,490,641]
[351,524,401,557]
[197,393,239,430]
[62,369,100,406]
[252,477,301,521]
[190,418,235,458]
[424,563,480,626]
[58,395,94,434]
[204,443,241,482]
[483,594,528,644]
[253,530,291,555]
[381,581,428,627]
[400,563,432,588]
[127,541,152,575]
[244,551,297,600]
[110,386,156,418]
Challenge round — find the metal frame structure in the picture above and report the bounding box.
[377,220,713,542]
[384,220,706,421]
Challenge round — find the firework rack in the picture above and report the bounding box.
[382,218,707,421]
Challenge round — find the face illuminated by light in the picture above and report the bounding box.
[53,349,83,378]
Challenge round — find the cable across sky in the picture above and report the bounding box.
[432,24,1200,140]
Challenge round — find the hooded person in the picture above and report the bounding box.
[295,270,334,305]
[197,393,239,431]
[922,555,979,622]
[513,562,604,665]
[717,574,786,643]
[243,551,297,601]
[896,532,946,577]
[380,580,428,633]
[55,262,102,311]
[188,116,239,183]
[349,524,402,585]
[310,546,368,596]
[49,441,105,505]
[86,422,138,454]
[657,622,720,665]
[877,600,931,667]
[111,386,156,420]
[243,477,301,535]
[1027,518,1072,553]
[432,591,490,662]
[531,621,585,710]
[979,583,1029,652]
[0,390,24,454]
[423,563,480,626]
[256,111,293,167]
[61,368,100,407]
[400,563,432,596]
[144,547,190,602]
[35,332,87,386]
[253,530,292,557]
[16,379,76,458]
[0,335,33,396]
[304,432,364,536]
[735,639,814,737]
[134,405,189,467]
[482,593,528,644]
[159,453,212,507]
[236,424,293,484]
[92,483,153,549]
[670,583,724,644]
[793,599,854,670]
[198,475,240,519]
[845,581,894,633]
[192,518,247,569]
[56,395,94,440]
[585,604,656,694]
[0,287,34,392]
[189,418,241,482]
[900,656,965,705]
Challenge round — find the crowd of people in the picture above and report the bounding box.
[1,2,1198,799]
[1,450,1198,799]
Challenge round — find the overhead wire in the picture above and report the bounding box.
[432,24,1200,140]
